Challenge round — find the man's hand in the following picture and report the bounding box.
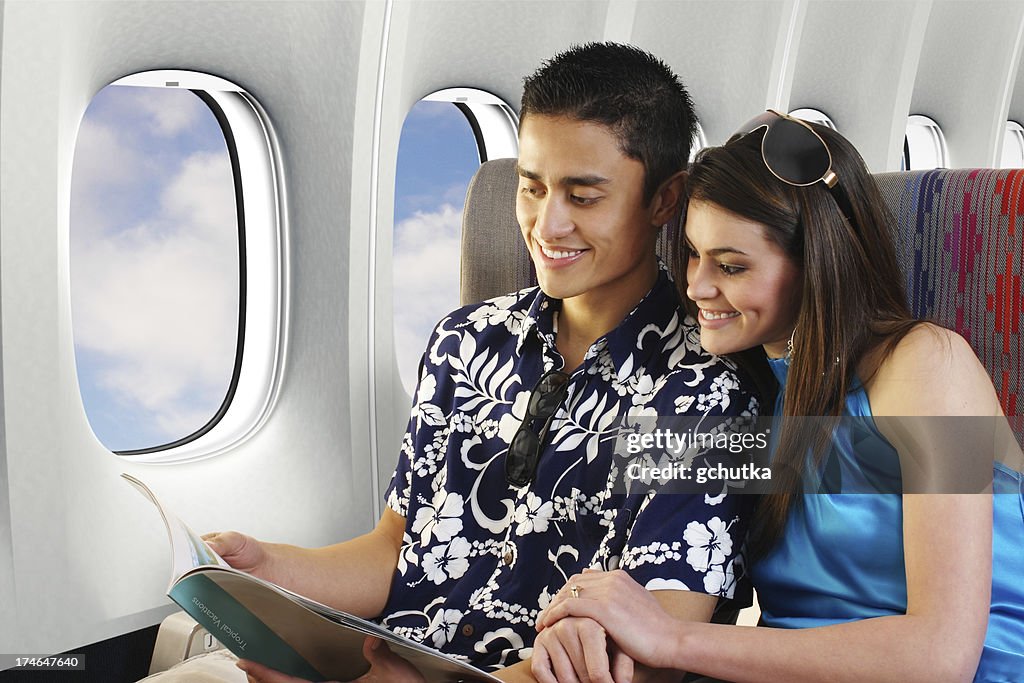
[202,508,405,617]
[531,616,634,683]
[237,636,426,683]
[204,531,270,576]
[351,637,427,682]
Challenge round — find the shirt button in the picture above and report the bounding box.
[461,624,475,637]
[502,551,513,566]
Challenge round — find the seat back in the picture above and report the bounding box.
[459,161,1022,440]
[876,169,1023,442]
[459,159,532,304]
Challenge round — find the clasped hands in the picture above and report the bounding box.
[531,568,678,683]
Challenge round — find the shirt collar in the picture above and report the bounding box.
[515,265,683,373]
[517,290,559,357]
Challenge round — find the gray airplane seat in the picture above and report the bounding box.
[459,157,681,305]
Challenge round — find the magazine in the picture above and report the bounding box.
[123,473,501,682]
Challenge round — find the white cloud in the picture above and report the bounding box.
[72,119,146,192]
[71,149,239,442]
[392,203,463,391]
[70,119,152,243]
[131,88,205,137]
[162,151,240,242]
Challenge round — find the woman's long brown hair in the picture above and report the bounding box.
[675,125,920,557]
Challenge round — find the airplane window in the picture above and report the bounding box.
[902,114,949,170]
[392,91,517,393]
[70,71,284,459]
[1000,120,1024,168]
[789,108,837,130]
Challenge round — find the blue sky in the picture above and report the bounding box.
[72,90,481,450]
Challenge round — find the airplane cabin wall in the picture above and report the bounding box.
[0,0,377,654]
[0,0,11,651]
[788,0,930,171]
[911,1,1024,168]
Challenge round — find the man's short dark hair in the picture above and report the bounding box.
[521,42,697,203]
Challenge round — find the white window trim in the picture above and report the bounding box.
[388,88,520,396]
[904,114,949,170]
[1000,120,1024,169]
[423,88,519,161]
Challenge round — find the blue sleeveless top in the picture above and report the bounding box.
[751,357,1024,682]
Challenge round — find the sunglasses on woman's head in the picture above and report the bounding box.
[731,110,856,224]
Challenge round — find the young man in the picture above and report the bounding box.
[227,43,757,683]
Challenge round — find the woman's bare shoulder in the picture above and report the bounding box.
[866,323,1000,417]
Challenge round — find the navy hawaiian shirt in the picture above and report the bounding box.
[382,269,758,670]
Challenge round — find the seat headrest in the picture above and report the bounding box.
[459,158,533,304]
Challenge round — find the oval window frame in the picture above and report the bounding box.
[71,70,288,462]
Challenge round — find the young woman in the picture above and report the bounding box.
[530,112,1024,683]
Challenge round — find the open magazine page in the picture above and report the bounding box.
[121,473,227,584]
[173,568,500,681]
[124,473,500,682]
[274,585,407,639]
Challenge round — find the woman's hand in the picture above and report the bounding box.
[237,636,427,683]
[536,570,683,671]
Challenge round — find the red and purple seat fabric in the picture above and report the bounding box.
[876,169,1023,444]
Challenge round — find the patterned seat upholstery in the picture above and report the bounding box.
[460,161,1022,442]
[876,170,1023,444]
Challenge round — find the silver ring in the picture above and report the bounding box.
[570,584,580,599]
